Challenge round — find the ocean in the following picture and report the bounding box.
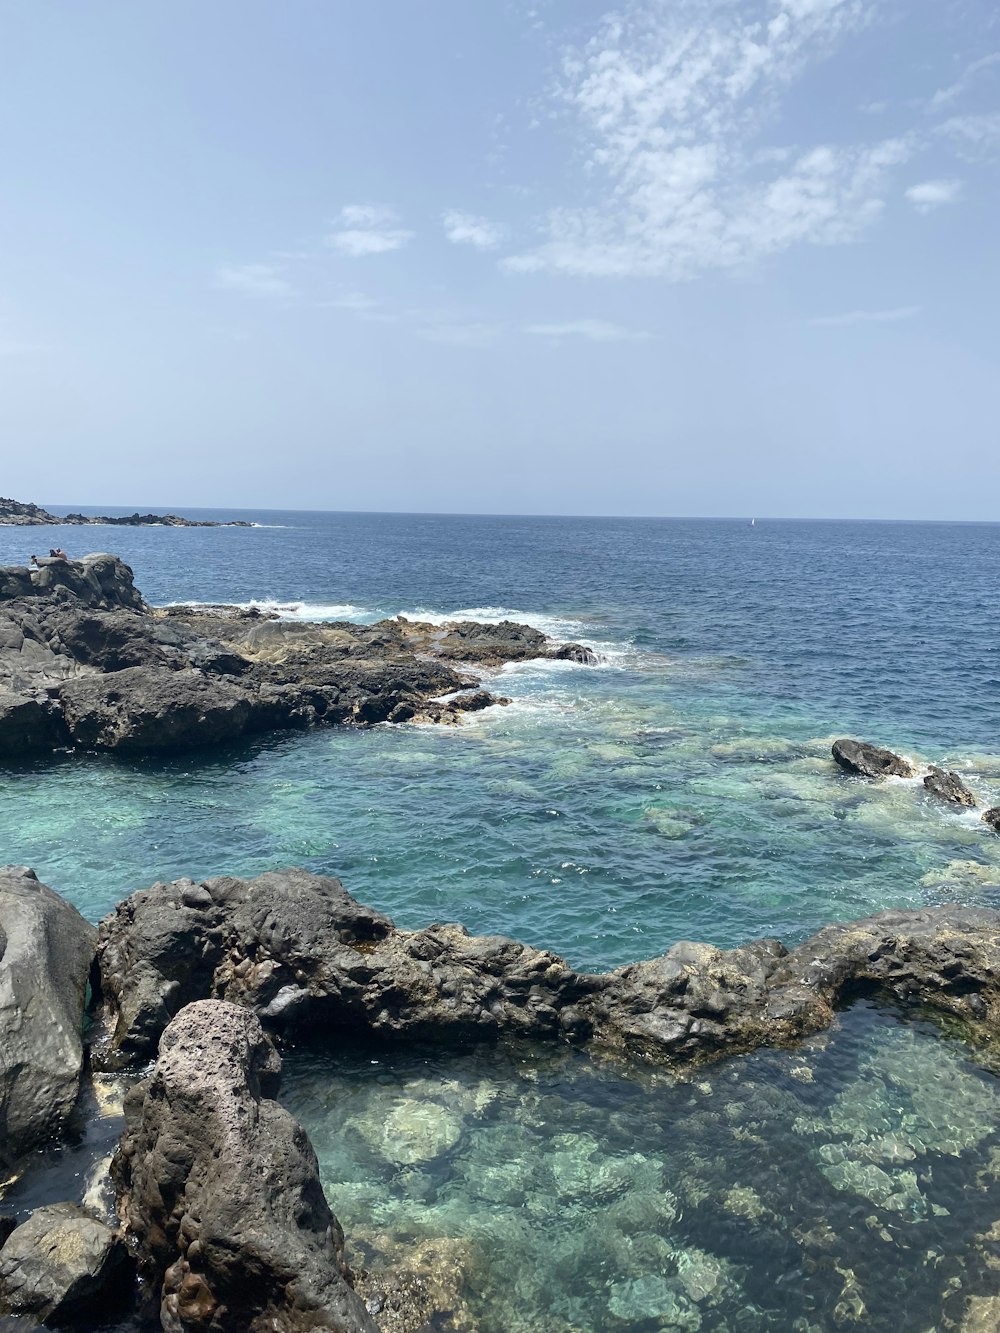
[2,510,999,1330]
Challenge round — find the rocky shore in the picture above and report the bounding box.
[0,553,594,756]
[0,498,251,527]
[4,855,1000,1329]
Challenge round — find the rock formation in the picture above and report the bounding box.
[0,496,250,527]
[92,867,1000,1072]
[832,738,914,779]
[982,808,1000,834]
[0,555,594,756]
[0,867,97,1169]
[923,765,978,807]
[111,1000,377,1333]
[0,1203,131,1325]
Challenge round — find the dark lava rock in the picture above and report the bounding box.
[832,738,915,779]
[923,766,978,807]
[0,1203,130,1326]
[92,867,1000,1073]
[0,694,61,755]
[111,1000,376,1333]
[984,809,1000,834]
[0,869,97,1169]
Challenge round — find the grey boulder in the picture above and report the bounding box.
[923,765,978,807]
[0,869,97,1168]
[832,738,914,779]
[0,1203,130,1326]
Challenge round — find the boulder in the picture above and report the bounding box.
[0,693,61,755]
[0,868,97,1168]
[923,766,978,807]
[111,1000,376,1333]
[0,1203,130,1325]
[58,667,255,751]
[832,738,914,779]
[984,809,1000,834]
[27,555,144,612]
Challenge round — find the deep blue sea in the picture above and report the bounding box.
[3,510,1000,1332]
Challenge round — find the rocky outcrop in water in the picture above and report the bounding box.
[91,867,1000,1072]
[832,738,915,779]
[0,555,593,756]
[111,999,377,1333]
[0,1203,131,1325]
[982,808,1000,834]
[923,766,978,807]
[0,497,250,527]
[0,867,97,1169]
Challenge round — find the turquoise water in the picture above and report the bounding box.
[3,511,1000,1329]
[1,512,998,968]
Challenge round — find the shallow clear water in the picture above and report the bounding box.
[0,512,998,967]
[282,1001,1000,1333]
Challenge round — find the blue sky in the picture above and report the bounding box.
[1,0,998,517]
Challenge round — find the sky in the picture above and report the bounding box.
[1,0,998,518]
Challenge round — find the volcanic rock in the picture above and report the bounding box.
[0,1203,131,1325]
[832,738,914,779]
[111,1000,376,1333]
[982,809,1000,834]
[0,868,97,1169]
[923,766,978,807]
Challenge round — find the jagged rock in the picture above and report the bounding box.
[0,868,97,1169]
[983,809,1000,834]
[0,693,61,754]
[832,738,914,779]
[92,867,1000,1073]
[923,766,977,807]
[0,1203,131,1325]
[111,1000,376,1333]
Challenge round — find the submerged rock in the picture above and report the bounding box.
[832,739,914,780]
[0,1203,130,1325]
[923,766,977,807]
[111,1000,376,1333]
[0,868,97,1169]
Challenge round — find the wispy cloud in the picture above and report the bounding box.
[416,320,502,346]
[938,112,1000,160]
[505,0,921,280]
[442,210,506,249]
[904,178,962,212]
[525,319,651,342]
[929,52,1000,110]
[327,204,414,257]
[808,305,920,327]
[214,263,293,299]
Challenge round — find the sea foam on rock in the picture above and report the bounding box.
[111,999,377,1333]
[0,867,96,1169]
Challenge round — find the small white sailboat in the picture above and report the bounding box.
[750,518,756,527]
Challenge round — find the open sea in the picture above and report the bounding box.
[3,510,1000,1331]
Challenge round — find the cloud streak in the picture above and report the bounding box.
[442,210,506,249]
[905,178,962,212]
[808,305,920,327]
[327,204,414,257]
[525,319,651,341]
[214,264,293,298]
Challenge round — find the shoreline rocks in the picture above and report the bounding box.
[832,738,914,779]
[0,867,97,1170]
[90,867,1000,1073]
[0,497,250,528]
[111,1000,376,1332]
[0,555,594,756]
[0,1204,131,1326]
[923,765,978,807]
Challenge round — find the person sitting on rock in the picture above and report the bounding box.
[52,547,69,562]
[28,554,39,567]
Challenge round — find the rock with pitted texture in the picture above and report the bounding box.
[0,1203,131,1325]
[111,1000,377,1333]
[981,809,1000,834]
[93,867,1000,1074]
[832,738,914,779]
[923,766,978,807]
[0,868,97,1169]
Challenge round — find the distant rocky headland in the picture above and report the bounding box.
[0,496,252,527]
[0,552,595,756]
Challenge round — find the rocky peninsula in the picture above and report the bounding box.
[0,497,252,528]
[0,553,594,756]
[3,861,1000,1328]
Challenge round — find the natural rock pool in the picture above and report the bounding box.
[282,1001,1000,1332]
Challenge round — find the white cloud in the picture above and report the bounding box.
[808,305,920,327]
[525,319,651,341]
[929,52,1000,110]
[904,178,962,212]
[327,204,414,257]
[442,210,506,249]
[938,112,1000,159]
[416,321,502,346]
[214,263,293,298]
[505,0,921,280]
